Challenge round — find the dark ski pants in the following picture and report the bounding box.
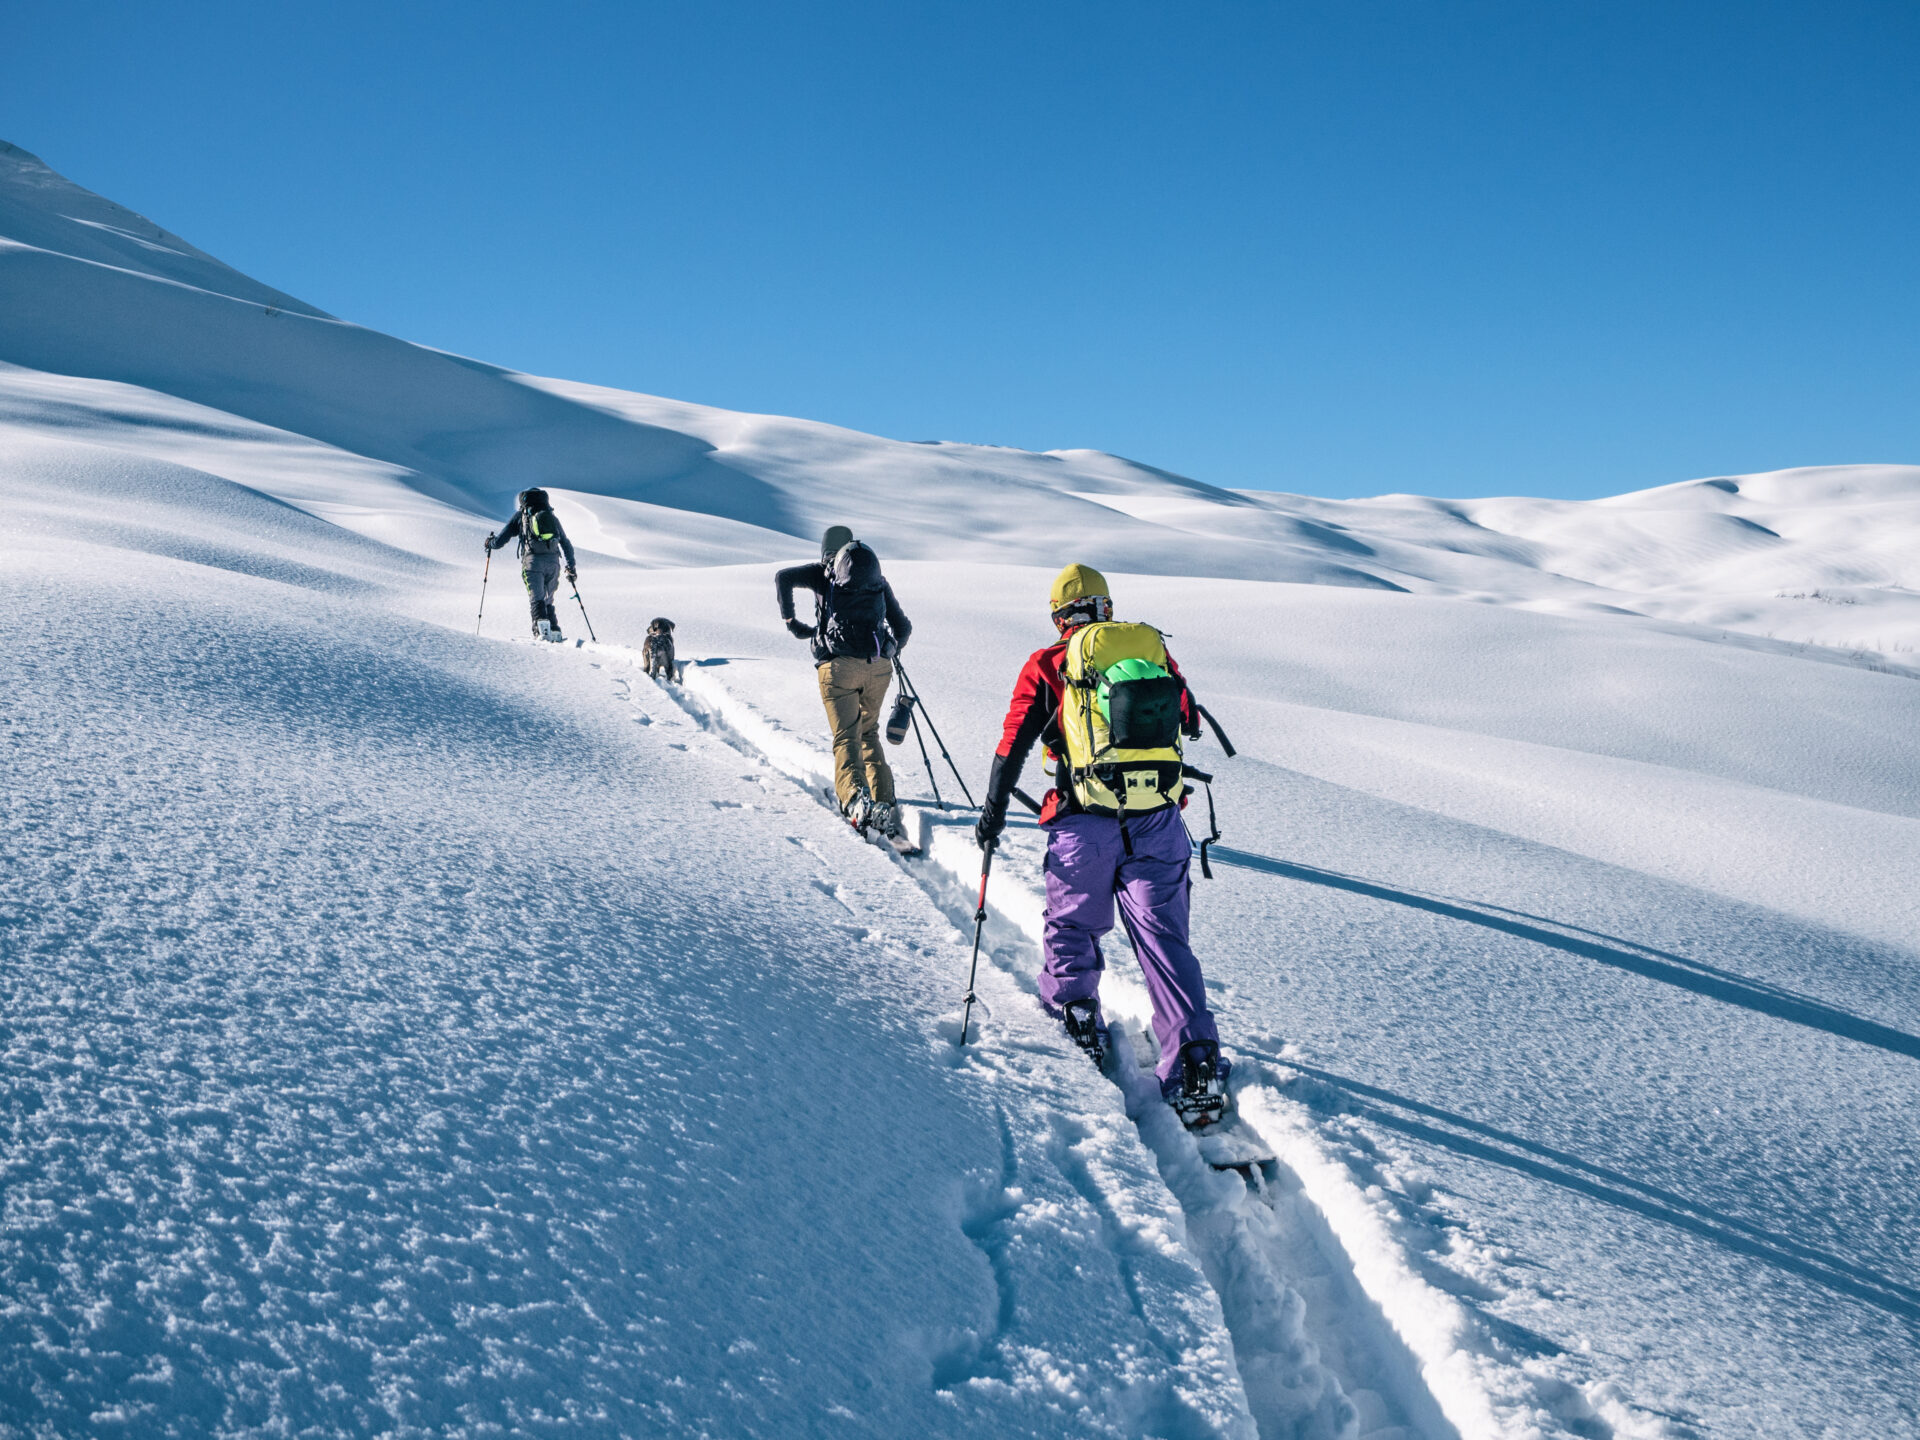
[817,656,896,810]
[523,559,561,632]
[1040,805,1222,1088]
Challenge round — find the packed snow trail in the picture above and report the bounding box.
[639,642,1588,1440]
[617,588,1920,1438]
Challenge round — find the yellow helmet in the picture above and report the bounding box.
[1049,563,1109,611]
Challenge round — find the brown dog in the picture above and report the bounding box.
[642,618,677,681]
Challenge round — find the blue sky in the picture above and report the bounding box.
[6,1,1917,498]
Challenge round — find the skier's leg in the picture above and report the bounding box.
[1113,806,1223,1089]
[522,566,541,631]
[1038,813,1120,1014]
[859,658,897,805]
[816,659,869,813]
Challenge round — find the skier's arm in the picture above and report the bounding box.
[488,512,522,550]
[555,519,577,571]
[976,653,1057,846]
[882,582,912,651]
[775,563,827,636]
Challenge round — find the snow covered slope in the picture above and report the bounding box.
[5,138,1917,649]
[5,139,1920,1439]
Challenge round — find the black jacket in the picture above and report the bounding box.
[776,560,912,664]
[490,508,577,569]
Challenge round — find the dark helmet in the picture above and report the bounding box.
[820,524,854,562]
[518,487,551,510]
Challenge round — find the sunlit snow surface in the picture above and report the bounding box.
[4,138,1919,1439]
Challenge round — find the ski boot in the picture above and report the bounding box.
[869,800,906,841]
[535,618,551,641]
[843,792,874,835]
[1060,998,1108,1068]
[1166,1038,1228,1130]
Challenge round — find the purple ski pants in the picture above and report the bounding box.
[1039,805,1222,1087]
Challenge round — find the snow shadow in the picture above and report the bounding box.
[1207,847,1920,1063]
[1275,1061,1920,1325]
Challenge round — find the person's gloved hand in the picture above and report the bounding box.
[484,533,497,552]
[1182,712,1203,741]
[565,567,577,586]
[786,618,816,640]
[974,795,1007,851]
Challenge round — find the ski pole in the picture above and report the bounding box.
[959,842,994,1047]
[905,699,946,810]
[476,547,492,635]
[894,659,976,807]
[570,581,598,643]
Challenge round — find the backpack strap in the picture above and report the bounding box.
[1182,764,1220,879]
[1195,703,1236,758]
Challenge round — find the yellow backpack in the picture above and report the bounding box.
[1057,621,1187,816]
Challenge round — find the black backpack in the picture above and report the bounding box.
[821,542,892,659]
[519,490,562,558]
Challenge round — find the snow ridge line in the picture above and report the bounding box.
[632,650,1597,1440]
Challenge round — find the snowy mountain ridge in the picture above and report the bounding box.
[6,139,1920,1440]
[4,137,1917,663]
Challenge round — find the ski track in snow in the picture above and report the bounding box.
[600,639,1654,1440]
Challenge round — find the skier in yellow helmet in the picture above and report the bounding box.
[974,564,1230,1127]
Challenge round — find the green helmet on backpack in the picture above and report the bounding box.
[1095,656,1174,727]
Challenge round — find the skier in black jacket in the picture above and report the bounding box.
[486,488,577,641]
[776,525,913,840]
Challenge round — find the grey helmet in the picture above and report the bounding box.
[820,524,854,563]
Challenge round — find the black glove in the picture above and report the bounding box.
[974,795,1007,851]
[484,533,497,552]
[565,567,577,586]
[786,618,816,640]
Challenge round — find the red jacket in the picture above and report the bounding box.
[987,628,1196,824]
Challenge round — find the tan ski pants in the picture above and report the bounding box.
[817,656,897,811]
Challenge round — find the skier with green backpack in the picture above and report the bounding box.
[973,563,1232,1127]
[485,488,577,642]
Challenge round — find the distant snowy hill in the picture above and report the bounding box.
[6,139,1919,1440]
[4,138,1917,659]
